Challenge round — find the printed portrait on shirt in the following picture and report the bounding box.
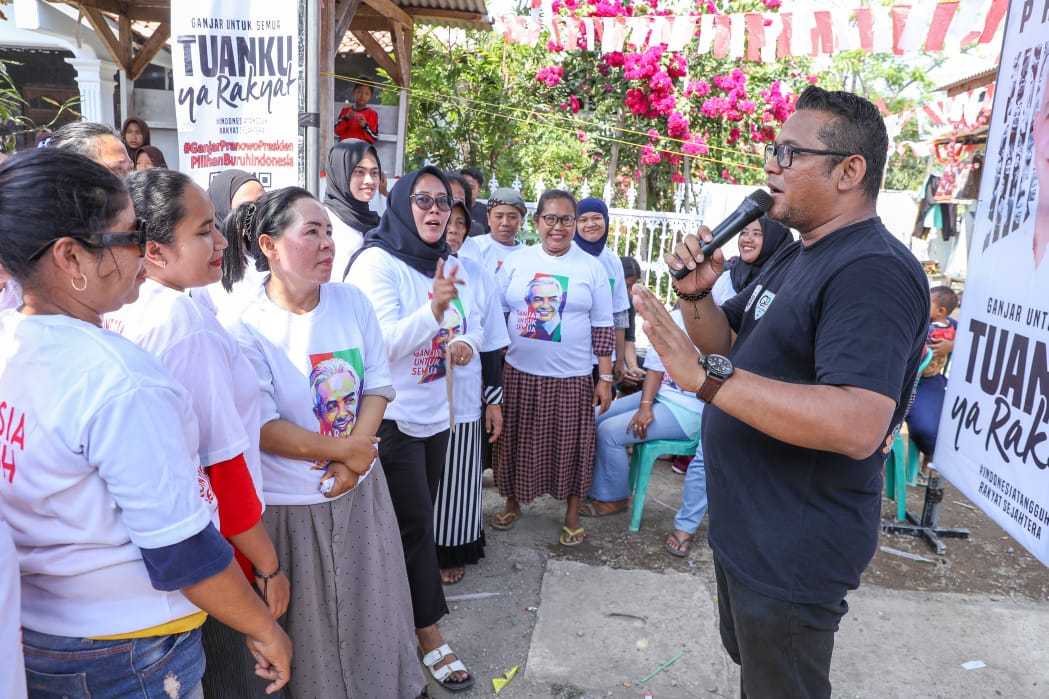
[519,273,569,343]
[309,348,365,438]
[413,298,466,384]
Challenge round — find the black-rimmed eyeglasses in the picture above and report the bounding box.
[764,143,854,169]
[28,219,148,262]
[539,214,576,228]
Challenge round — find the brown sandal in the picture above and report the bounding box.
[579,500,628,517]
[491,510,520,530]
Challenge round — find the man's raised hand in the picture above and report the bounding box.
[632,285,705,394]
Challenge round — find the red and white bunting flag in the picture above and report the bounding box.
[494,1,1007,60]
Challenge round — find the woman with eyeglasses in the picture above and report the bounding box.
[347,167,480,692]
[0,149,291,696]
[105,169,291,698]
[492,189,615,546]
[325,139,381,281]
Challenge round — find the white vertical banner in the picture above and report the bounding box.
[934,0,1049,568]
[171,2,301,190]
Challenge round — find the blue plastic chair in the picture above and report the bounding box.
[627,437,700,532]
[885,349,935,522]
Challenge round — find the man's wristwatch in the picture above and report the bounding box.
[697,353,733,403]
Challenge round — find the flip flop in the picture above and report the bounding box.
[491,510,520,530]
[664,532,692,558]
[559,526,586,546]
[579,500,627,518]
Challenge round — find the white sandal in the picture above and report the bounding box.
[421,643,475,692]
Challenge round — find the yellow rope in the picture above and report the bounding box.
[326,72,766,172]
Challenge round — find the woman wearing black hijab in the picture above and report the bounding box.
[326,139,382,279]
[709,216,793,304]
[193,169,266,317]
[207,169,264,225]
[347,166,479,693]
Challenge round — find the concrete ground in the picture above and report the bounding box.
[432,466,1049,698]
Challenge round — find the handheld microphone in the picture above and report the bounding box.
[671,189,774,281]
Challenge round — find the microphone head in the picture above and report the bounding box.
[747,189,774,213]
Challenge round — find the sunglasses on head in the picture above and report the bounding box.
[28,218,148,262]
[410,193,452,212]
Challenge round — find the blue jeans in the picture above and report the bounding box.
[589,392,690,502]
[674,444,708,535]
[22,627,205,698]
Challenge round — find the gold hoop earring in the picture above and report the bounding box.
[71,274,88,292]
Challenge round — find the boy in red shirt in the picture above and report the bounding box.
[335,82,379,143]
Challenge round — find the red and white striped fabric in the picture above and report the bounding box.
[494,0,1007,61]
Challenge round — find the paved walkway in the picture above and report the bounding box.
[434,471,1049,698]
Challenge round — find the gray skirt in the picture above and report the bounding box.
[264,465,425,699]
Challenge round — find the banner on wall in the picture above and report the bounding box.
[934,0,1049,567]
[171,3,301,190]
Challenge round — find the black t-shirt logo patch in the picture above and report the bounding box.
[754,289,776,319]
[744,284,763,313]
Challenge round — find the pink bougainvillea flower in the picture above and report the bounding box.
[685,79,711,98]
[547,40,564,52]
[667,111,690,138]
[667,53,688,79]
[604,51,626,68]
[536,66,565,87]
[738,99,757,115]
[763,0,782,9]
[569,95,582,113]
[646,128,660,141]
[806,75,820,84]
[577,130,588,142]
[671,171,686,184]
[641,144,662,165]
[649,70,672,92]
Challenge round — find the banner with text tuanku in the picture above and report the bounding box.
[934,0,1049,567]
[171,4,300,191]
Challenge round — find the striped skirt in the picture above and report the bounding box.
[494,364,597,503]
[434,418,486,567]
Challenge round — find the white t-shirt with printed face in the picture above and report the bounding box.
[0,312,211,638]
[106,279,264,506]
[0,517,26,699]
[450,256,511,423]
[230,282,393,505]
[501,243,615,378]
[349,248,483,437]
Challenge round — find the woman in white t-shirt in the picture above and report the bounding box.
[575,197,632,376]
[325,139,381,281]
[106,168,290,698]
[433,196,509,586]
[223,186,427,697]
[347,167,478,692]
[493,189,616,547]
[0,149,290,697]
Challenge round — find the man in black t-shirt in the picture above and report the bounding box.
[633,86,928,698]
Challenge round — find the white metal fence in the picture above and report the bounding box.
[482,178,923,305]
